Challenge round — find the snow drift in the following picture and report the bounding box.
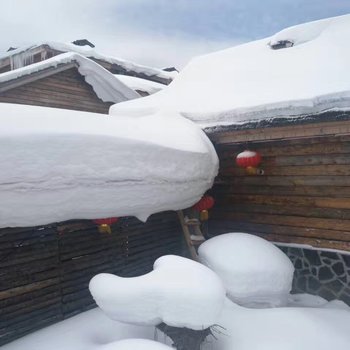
[0,103,218,227]
[89,255,226,330]
[110,14,350,127]
[199,233,295,307]
[99,339,173,350]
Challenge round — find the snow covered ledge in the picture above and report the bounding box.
[0,103,218,227]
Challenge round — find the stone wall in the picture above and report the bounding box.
[278,245,350,305]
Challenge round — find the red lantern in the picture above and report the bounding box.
[93,217,119,234]
[236,150,261,168]
[193,195,215,212]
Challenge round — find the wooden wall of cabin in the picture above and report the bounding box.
[0,68,113,114]
[208,133,350,304]
[0,212,183,346]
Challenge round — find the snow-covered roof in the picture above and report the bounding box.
[114,74,166,95]
[0,42,177,83]
[110,14,350,128]
[0,103,217,227]
[0,52,139,103]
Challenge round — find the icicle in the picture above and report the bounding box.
[10,51,35,70]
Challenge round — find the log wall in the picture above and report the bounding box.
[209,134,350,252]
[0,212,183,346]
[0,68,113,114]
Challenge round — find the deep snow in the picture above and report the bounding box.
[114,74,166,95]
[2,296,349,350]
[109,14,350,127]
[89,255,226,330]
[0,103,218,227]
[199,233,295,307]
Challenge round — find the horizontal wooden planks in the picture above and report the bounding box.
[209,133,350,252]
[0,211,183,346]
[0,67,113,114]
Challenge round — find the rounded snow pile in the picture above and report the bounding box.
[100,339,172,350]
[198,233,295,307]
[89,255,226,330]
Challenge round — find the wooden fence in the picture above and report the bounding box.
[0,211,183,346]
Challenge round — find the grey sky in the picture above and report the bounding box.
[1,1,349,68]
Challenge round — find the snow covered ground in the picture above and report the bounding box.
[110,14,350,127]
[0,103,218,227]
[3,295,349,350]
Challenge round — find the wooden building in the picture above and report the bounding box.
[205,111,350,305]
[0,41,175,85]
[0,53,139,114]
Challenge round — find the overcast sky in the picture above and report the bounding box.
[1,1,349,69]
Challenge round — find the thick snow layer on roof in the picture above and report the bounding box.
[89,255,226,330]
[0,52,139,103]
[0,42,177,81]
[114,74,166,95]
[0,103,218,227]
[110,14,350,127]
[199,233,295,307]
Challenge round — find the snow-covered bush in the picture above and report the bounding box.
[89,255,226,330]
[198,233,295,307]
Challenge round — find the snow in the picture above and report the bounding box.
[89,255,226,330]
[3,296,350,350]
[0,103,218,227]
[109,14,350,127]
[217,298,350,350]
[0,52,139,103]
[0,42,177,82]
[236,150,258,159]
[114,74,166,95]
[100,339,173,350]
[1,308,155,350]
[198,233,295,307]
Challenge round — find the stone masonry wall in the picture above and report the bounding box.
[278,245,350,305]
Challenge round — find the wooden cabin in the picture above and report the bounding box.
[205,111,350,305]
[0,42,175,85]
[0,53,140,114]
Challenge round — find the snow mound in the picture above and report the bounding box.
[100,339,172,350]
[198,233,294,307]
[89,255,226,330]
[0,103,218,227]
[109,14,350,127]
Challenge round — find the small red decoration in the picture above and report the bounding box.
[193,195,215,212]
[93,217,119,234]
[236,150,261,168]
[93,217,119,226]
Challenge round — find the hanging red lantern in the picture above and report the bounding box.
[193,195,215,221]
[236,150,263,175]
[93,217,119,234]
[193,195,215,212]
[236,150,261,168]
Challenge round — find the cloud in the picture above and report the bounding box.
[0,1,349,69]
